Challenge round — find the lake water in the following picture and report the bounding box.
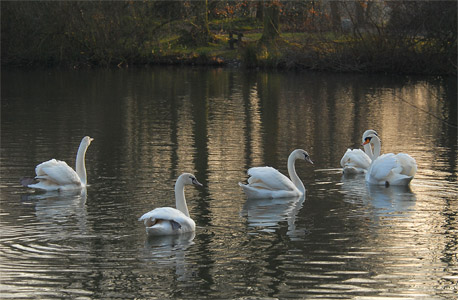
[1,67,457,299]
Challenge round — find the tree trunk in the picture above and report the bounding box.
[255,1,263,21]
[355,1,365,29]
[330,1,340,32]
[196,0,212,44]
[183,0,213,46]
[260,1,280,43]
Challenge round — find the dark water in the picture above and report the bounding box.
[1,67,457,299]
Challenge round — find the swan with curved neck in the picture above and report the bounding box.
[341,129,378,174]
[363,133,417,186]
[361,129,380,160]
[239,149,313,199]
[21,136,94,191]
[139,173,202,236]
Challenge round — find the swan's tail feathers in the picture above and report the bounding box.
[139,214,156,227]
[391,176,414,186]
[20,177,38,187]
[239,182,252,195]
[239,182,269,199]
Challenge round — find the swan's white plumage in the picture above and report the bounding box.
[33,159,81,187]
[364,133,417,186]
[395,153,417,177]
[239,181,300,199]
[139,207,195,236]
[139,173,201,236]
[367,153,398,180]
[366,153,415,186]
[239,149,313,199]
[341,129,379,174]
[23,136,93,191]
[340,149,372,174]
[247,167,298,192]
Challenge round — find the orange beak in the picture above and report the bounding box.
[362,138,370,146]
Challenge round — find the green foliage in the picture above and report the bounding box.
[1,0,455,74]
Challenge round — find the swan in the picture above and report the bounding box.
[239,149,313,199]
[20,136,94,191]
[139,173,202,236]
[340,129,379,174]
[363,133,417,186]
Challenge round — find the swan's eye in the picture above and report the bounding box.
[365,137,372,142]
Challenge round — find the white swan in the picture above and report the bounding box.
[340,129,379,174]
[21,136,94,191]
[363,133,417,186]
[139,173,202,236]
[239,149,313,199]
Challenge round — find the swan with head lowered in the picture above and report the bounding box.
[340,129,379,174]
[239,149,313,199]
[21,136,94,191]
[139,173,202,236]
[363,133,417,186]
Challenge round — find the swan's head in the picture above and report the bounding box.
[178,173,203,187]
[81,136,94,147]
[361,130,378,144]
[293,149,314,164]
[362,133,379,146]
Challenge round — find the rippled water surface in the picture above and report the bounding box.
[1,67,457,299]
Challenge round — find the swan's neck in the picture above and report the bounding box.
[287,154,305,193]
[371,137,381,160]
[174,181,190,217]
[363,143,375,160]
[75,142,89,186]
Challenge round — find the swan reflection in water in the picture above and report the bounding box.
[21,188,88,238]
[340,175,416,216]
[241,195,306,240]
[141,231,196,281]
[366,184,416,214]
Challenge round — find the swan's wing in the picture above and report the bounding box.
[369,153,398,181]
[35,159,81,186]
[340,149,371,169]
[139,207,190,226]
[247,166,297,191]
[395,153,417,176]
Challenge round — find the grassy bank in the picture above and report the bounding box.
[1,1,456,75]
[116,31,455,75]
[3,29,455,75]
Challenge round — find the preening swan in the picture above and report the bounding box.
[139,173,202,236]
[239,149,313,199]
[21,136,94,191]
[363,133,417,186]
[340,129,379,174]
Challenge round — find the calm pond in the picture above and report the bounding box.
[1,67,457,299]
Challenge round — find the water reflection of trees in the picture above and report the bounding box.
[6,68,455,298]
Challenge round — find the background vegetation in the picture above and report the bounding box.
[1,0,456,75]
